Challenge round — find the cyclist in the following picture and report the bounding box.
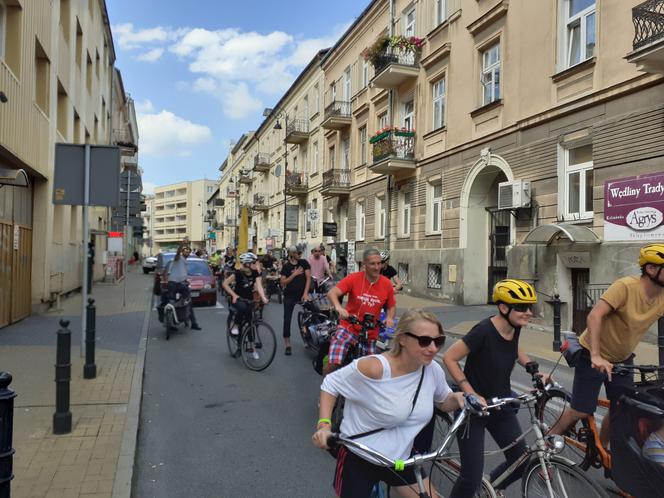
[209,249,222,271]
[312,309,465,498]
[222,252,269,358]
[550,243,664,447]
[443,279,546,498]
[324,247,396,375]
[280,246,311,356]
[379,250,403,292]
[308,244,332,293]
[165,245,201,330]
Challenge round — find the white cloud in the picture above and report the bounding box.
[137,109,212,157]
[113,23,180,50]
[134,48,165,62]
[142,181,156,195]
[135,99,155,113]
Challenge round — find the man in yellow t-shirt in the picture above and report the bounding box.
[551,244,664,446]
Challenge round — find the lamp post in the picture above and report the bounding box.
[273,111,288,252]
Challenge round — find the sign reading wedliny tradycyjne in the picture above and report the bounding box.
[604,172,664,241]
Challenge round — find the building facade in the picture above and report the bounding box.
[0,0,133,327]
[152,179,216,252]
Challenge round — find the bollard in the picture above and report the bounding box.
[0,372,17,498]
[84,298,97,379]
[659,317,664,368]
[547,294,562,352]
[53,319,72,435]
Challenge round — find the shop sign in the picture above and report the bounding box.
[323,222,338,237]
[604,172,664,241]
[285,205,299,232]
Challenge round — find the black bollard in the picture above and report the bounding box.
[0,372,16,498]
[53,319,72,435]
[659,317,664,367]
[84,298,97,379]
[548,294,562,352]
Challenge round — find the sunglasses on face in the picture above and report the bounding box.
[404,332,446,348]
[511,303,533,313]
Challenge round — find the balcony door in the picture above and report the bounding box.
[342,137,350,170]
[343,67,351,101]
[403,99,414,130]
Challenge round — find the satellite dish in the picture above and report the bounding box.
[274,164,282,177]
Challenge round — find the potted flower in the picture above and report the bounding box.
[362,35,425,67]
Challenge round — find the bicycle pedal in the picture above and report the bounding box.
[577,427,591,443]
[255,342,263,349]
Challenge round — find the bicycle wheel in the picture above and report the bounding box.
[522,456,608,498]
[164,308,174,340]
[226,313,240,357]
[430,459,496,498]
[536,388,590,468]
[240,321,277,371]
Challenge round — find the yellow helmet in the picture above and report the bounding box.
[492,279,537,305]
[639,244,664,267]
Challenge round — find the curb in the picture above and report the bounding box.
[112,292,152,498]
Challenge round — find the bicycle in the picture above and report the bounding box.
[536,363,664,492]
[225,297,276,371]
[426,364,609,497]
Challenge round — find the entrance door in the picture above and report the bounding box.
[487,208,510,302]
[572,268,591,333]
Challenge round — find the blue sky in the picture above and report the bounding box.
[106,0,366,194]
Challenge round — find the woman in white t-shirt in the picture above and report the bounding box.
[312,309,464,498]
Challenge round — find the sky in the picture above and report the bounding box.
[106,0,367,195]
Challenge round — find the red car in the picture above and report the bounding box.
[155,253,217,307]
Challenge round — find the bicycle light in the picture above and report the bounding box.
[546,435,565,454]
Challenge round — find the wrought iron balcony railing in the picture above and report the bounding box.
[254,153,271,170]
[633,0,664,50]
[371,130,416,163]
[253,193,267,207]
[286,119,309,136]
[372,47,419,74]
[285,170,308,194]
[322,169,351,190]
[324,100,351,120]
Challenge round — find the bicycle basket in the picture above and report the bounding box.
[611,385,664,498]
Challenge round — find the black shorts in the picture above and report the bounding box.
[571,349,634,414]
[333,446,422,498]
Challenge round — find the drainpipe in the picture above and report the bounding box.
[385,0,396,252]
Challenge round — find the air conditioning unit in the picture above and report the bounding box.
[498,180,531,209]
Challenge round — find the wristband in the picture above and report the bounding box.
[317,418,332,426]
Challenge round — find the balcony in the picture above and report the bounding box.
[627,0,664,73]
[369,130,416,175]
[253,193,269,211]
[284,170,308,196]
[254,153,271,173]
[112,128,138,156]
[285,119,310,144]
[239,171,253,185]
[321,101,352,130]
[321,169,351,197]
[371,48,420,89]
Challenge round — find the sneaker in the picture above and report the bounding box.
[251,350,260,360]
[191,324,202,331]
[231,326,239,336]
[285,346,292,356]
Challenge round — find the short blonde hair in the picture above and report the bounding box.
[389,309,445,356]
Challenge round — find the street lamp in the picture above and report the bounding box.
[272,110,289,252]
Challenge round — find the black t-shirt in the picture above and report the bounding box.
[280,258,311,298]
[462,317,520,399]
[234,269,259,300]
[261,255,276,270]
[381,265,397,279]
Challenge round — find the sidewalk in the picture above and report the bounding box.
[0,267,151,498]
[396,292,660,365]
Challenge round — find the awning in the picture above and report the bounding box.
[0,167,29,188]
[522,223,601,245]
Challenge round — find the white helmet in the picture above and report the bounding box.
[379,250,390,262]
[239,252,258,265]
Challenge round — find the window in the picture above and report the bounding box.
[403,99,414,130]
[86,51,92,94]
[95,49,100,80]
[398,263,409,284]
[404,6,416,37]
[57,81,68,138]
[304,95,309,119]
[35,38,50,115]
[311,198,318,237]
[312,141,318,173]
[342,137,350,170]
[481,43,501,105]
[436,0,447,26]
[356,201,365,241]
[427,264,442,289]
[1,2,21,75]
[60,0,71,43]
[432,79,445,130]
[563,144,594,219]
[362,59,369,88]
[344,66,351,101]
[314,83,320,113]
[378,112,389,130]
[375,196,386,239]
[359,126,367,165]
[328,145,335,170]
[428,183,443,234]
[399,191,411,237]
[563,0,595,68]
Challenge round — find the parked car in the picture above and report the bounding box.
[154,253,216,306]
[142,256,158,274]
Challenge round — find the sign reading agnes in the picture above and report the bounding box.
[604,172,664,241]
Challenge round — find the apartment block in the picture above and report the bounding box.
[0,0,132,327]
[152,179,216,252]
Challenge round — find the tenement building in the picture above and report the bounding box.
[216,0,664,334]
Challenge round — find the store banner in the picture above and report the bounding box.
[285,205,299,232]
[604,172,664,241]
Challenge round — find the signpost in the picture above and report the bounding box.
[53,144,121,357]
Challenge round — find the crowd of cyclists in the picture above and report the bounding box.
[160,241,664,497]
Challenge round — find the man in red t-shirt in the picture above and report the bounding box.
[324,247,396,374]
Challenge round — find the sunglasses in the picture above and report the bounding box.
[404,332,446,348]
[511,303,533,312]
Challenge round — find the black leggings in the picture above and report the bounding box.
[230,299,252,329]
[282,296,299,339]
[449,409,528,497]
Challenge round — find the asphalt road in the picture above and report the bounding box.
[132,294,615,498]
